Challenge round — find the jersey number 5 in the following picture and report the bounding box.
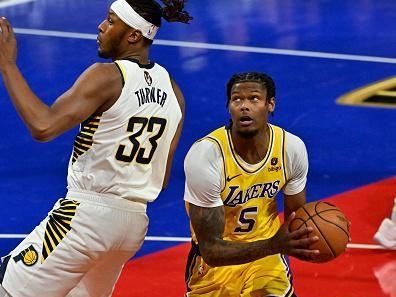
[234,207,258,233]
[115,116,167,164]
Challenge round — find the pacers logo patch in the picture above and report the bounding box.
[13,245,38,267]
[144,71,153,86]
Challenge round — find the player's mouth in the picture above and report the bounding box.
[239,115,253,127]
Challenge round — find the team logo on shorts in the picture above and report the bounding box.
[13,245,38,267]
[144,71,153,86]
[271,157,278,166]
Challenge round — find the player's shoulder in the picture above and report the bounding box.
[185,135,222,166]
[187,137,221,158]
[89,62,117,71]
[81,62,120,81]
[283,129,306,150]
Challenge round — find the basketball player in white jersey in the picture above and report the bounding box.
[184,72,320,297]
[0,1,192,296]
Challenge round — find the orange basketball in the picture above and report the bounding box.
[289,201,350,263]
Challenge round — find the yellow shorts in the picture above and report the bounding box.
[185,243,295,297]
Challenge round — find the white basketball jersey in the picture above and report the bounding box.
[67,59,182,202]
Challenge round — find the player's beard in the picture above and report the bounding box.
[98,48,111,59]
[236,128,258,138]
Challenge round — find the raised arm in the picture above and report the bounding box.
[188,203,319,266]
[0,18,122,141]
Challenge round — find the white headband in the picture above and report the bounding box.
[110,0,159,40]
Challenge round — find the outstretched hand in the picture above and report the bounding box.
[270,212,320,261]
[0,17,17,70]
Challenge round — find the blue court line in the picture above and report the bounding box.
[14,28,396,64]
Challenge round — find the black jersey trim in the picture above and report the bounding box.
[185,241,200,292]
[126,58,155,69]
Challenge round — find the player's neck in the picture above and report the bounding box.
[231,125,270,164]
[113,48,150,64]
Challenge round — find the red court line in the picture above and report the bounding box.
[113,177,396,297]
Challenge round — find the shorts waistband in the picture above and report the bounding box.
[66,189,147,212]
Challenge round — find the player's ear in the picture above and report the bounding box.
[127,28,143,43]
[267,97,275,113]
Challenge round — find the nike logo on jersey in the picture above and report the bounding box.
[226,174,242,182]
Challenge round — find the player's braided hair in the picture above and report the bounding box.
[126,0,193,28]
[226,72,276,107]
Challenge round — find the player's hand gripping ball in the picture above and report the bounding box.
[289,201,350,263]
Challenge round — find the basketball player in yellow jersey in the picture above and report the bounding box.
[184,72,320,297]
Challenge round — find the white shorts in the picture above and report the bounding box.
[0,190,148,297]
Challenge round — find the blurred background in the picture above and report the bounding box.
[0,0,395,296]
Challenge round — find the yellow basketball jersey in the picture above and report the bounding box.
[204,124,287,242]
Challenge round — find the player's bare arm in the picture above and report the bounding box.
[162,78,185,189]
[188,203,320,267]
[284,188,307,219]
[0,18,121,141]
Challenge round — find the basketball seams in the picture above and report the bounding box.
[289,201,349,263]
[316,210,350,239]
[315,202,350,241]
[301,206,336,258]
[290,217,308,231]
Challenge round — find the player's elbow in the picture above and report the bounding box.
[200,253,218,267]
[200,252,224,267]
[199,244,223,267]
[31,127,56,142]
[29,117,64,142]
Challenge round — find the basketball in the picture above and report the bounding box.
[289,201,350,263]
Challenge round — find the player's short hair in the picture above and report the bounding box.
[226,72,276,107]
